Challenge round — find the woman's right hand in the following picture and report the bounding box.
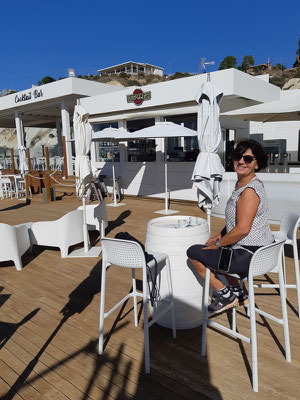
[204,233,221,247]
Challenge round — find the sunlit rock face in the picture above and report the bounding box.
[0,127,58,156]
[282,78,300,90]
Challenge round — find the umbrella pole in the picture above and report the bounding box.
[206,208,211,235]
[112,143,117,206]
[107,139,125,208]
[164,153,168,213]
[154,138,178,215]
[82,195,90,252]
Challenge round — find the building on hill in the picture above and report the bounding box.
[97,61,164,77]
[248,62,272,74]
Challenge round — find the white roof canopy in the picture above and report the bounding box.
[81,69,280,124]
[222,89,300,122]
[0,77,123,128]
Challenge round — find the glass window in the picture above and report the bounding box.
[93,122,120,162]
[165,114,199,161]
[126,118,156,162]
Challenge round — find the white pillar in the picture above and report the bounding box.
[60,101,73,175]
[56,119,63,156]
[15,112,24,149]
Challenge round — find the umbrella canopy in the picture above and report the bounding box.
[92,127,126,141]
[222,89,300,122]
[92,122,196,141]
[192,81,225,219]
[122,121,197,139]
[73,105,93,197]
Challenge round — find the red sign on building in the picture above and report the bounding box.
[127,88,151,106]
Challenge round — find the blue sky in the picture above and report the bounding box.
[1,0,299,91]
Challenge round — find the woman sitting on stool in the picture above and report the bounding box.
[187,139,274,314]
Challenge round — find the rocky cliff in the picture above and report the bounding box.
[0,127,58,157]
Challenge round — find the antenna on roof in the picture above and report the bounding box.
[199,58,215,73]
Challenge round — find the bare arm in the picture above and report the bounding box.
[204,188,260,249]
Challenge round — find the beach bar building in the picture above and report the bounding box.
[0,77,123,174]
[78,69,300,221]
[1,70,299,222]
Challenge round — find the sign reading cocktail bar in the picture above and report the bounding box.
[15,89,43,104]
[127,88,151,106]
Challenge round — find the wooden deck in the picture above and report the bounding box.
[0,195,299,399]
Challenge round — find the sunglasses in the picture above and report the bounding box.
[233,152,256,164]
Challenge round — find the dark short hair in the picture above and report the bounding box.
[233,139,268,172]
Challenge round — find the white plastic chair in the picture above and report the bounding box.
[99,237,176,373]
[265,212,300,317]
[0,223,31,271]
[14,177,31,199]
[0,176,15,199]
[201,240,291,392]
[77,200,108,239]
[49,157,56,171]
[29,209,84,258]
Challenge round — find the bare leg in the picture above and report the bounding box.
[223,274,239,287]
[190,258,226,291]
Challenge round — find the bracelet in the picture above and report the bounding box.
[214,238,222,248]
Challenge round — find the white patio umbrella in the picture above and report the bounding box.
[126,122,197,214]
[222,89,300,122]
[69,104,101,258]
[92,127,127,207]
[93,123,197,213]
[192,80,224,233]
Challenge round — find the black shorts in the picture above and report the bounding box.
[187,244,261,279]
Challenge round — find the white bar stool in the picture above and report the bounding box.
[201,240,291,392]
[265,212,300,317]
[99,237,176,373]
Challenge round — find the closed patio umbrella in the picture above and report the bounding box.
[70,104,101,258]
[19,145,28,177]
[192,80,224,233]
[74,104,93,197]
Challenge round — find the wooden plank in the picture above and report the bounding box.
[0,195,300,400]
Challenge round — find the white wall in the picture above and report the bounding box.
[249,121,300,161]
[212,172,300,224]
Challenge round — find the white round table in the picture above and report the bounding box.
[145,215,209,329]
